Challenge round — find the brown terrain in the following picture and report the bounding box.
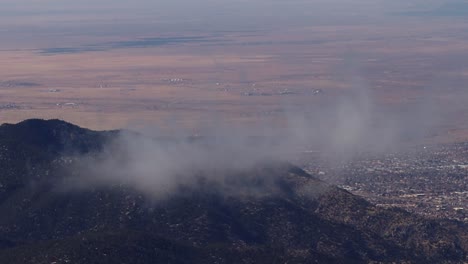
[1,14,468,142]
[1,2,467,226]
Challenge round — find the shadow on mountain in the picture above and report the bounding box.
[0,119,466,263]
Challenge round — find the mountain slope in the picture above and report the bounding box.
[0,119,466,263]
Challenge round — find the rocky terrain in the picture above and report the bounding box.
[0,119,466,263]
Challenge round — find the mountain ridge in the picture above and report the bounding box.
[0,119,466,263]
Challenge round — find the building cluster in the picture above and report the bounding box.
[0,103,22,110]
[303,142,468,222]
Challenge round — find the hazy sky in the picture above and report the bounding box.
[2,0,463,29]
[1,0,450,22]
[0,0,464,49]
[0,0,380,47]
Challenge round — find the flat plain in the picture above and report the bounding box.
[1,10,468,144]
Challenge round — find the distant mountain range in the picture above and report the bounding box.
[0,119,466,263]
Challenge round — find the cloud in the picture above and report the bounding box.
[60,71,438,199]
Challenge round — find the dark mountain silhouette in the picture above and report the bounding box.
[0,119,466,263]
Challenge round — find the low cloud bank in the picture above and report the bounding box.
[64,80,438,198]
